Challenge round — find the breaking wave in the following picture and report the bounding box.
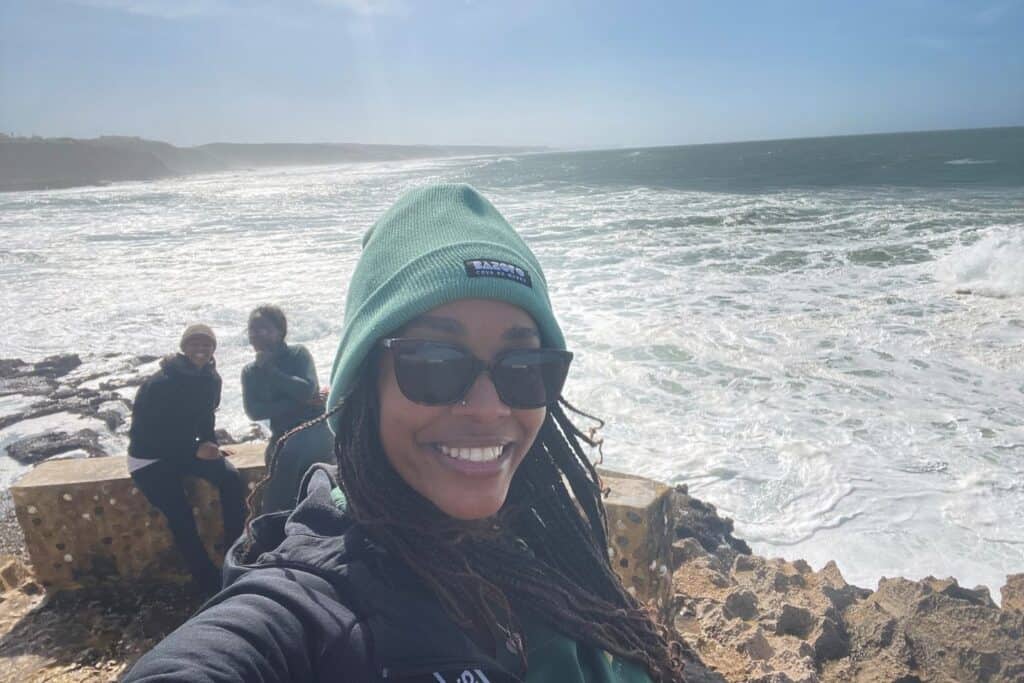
[938,228,1024,298]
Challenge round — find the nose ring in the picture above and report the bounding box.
[460,399,469,407]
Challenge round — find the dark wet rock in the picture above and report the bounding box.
[55,390,127,415]
[58,353,158,388]
[95,400,131,431]
[49,385,79,400]
[216,424,270,445]
[6,429,105,464]
[0,359,30,378]
[32,354,81,379]
[1,353,134,428]
[0,376,56,397]
[237,423,269,442]
[669,483,752,570]
[214,428,238,445]
[0,412,26,431]
[99,373,150,391]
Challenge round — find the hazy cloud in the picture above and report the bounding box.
[911,36,951,51]
[68,0,232,19]
[313,0,408,17]
[68,0,407,19]
[975,0,1021,25]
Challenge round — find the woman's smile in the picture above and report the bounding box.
[377,299,546,520]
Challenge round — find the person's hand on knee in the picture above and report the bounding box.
[196,442,222,460]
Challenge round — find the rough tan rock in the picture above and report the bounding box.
[673,529,1024,683]
[672,534,863,682]
[0,578,203,682]
[11,444,266,589]
[841,576,1024,682]
[0,556,26,591]
[1001,574,1024,613]
[6,455,1023,683]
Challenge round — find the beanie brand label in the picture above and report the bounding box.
[464,259,532,288]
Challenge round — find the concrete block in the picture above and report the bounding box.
[12,450,676,612]
[11,443,266,589]
[602,471,674,616]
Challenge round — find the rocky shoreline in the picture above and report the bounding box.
[0,353,264,560]
[666,485,1024,681]
[1,354,1022,681]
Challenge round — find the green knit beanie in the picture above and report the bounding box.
[327,184,565,432]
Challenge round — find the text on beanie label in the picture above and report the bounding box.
[463,259,532,288]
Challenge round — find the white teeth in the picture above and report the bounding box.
[437,444,504,462]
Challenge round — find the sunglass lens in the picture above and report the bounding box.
[392,341,476,405]
[493,350,572,408]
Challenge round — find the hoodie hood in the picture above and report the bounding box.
[225,464,374,587]
[160,352,218,377]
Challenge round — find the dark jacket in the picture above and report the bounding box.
[128,354,221,462]
[241,343,321,438]
[124,466,657,682]
[124,465,526,682]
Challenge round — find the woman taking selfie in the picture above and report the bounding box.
[126,184,683,682]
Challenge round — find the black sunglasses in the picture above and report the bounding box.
[381,338,573,409]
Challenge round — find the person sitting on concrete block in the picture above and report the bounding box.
[127,323,245,595]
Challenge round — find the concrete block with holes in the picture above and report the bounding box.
[11,443,266,589]
[601,471,674,618]
[12,444,673,607]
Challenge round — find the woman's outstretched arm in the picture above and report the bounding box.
[124,567,367,682]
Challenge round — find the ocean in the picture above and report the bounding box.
[1,127,1022,595]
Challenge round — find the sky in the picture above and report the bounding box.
[1,0,1022,148]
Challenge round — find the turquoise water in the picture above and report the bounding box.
[1,128,1023,595]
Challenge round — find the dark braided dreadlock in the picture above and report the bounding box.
[246,358,684,682]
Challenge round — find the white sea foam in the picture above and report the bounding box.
[945,158,997,165]
[1,159,1022,595]
[937,228,1024,298]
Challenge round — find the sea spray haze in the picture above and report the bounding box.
[1,127,1022,596]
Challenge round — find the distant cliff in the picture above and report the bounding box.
[0,134,542,192]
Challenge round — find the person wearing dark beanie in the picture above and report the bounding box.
[126,187,683,682]
[127,323,245,596]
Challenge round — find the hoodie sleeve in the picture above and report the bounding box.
[129,377,171,460]
[123,568,367,682]
[197,373,221,445]
[241,364,295,421]
[262,346,318,402]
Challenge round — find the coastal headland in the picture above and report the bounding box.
[0,134,543,193]
[0,353,1021,681]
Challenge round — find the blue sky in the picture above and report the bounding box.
[1,0,1022,148]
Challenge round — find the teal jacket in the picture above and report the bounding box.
[523,617,653,682]
[241,343,321,438]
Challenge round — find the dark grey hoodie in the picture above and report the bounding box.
[124,465,524,682]
[128,354,221,462]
